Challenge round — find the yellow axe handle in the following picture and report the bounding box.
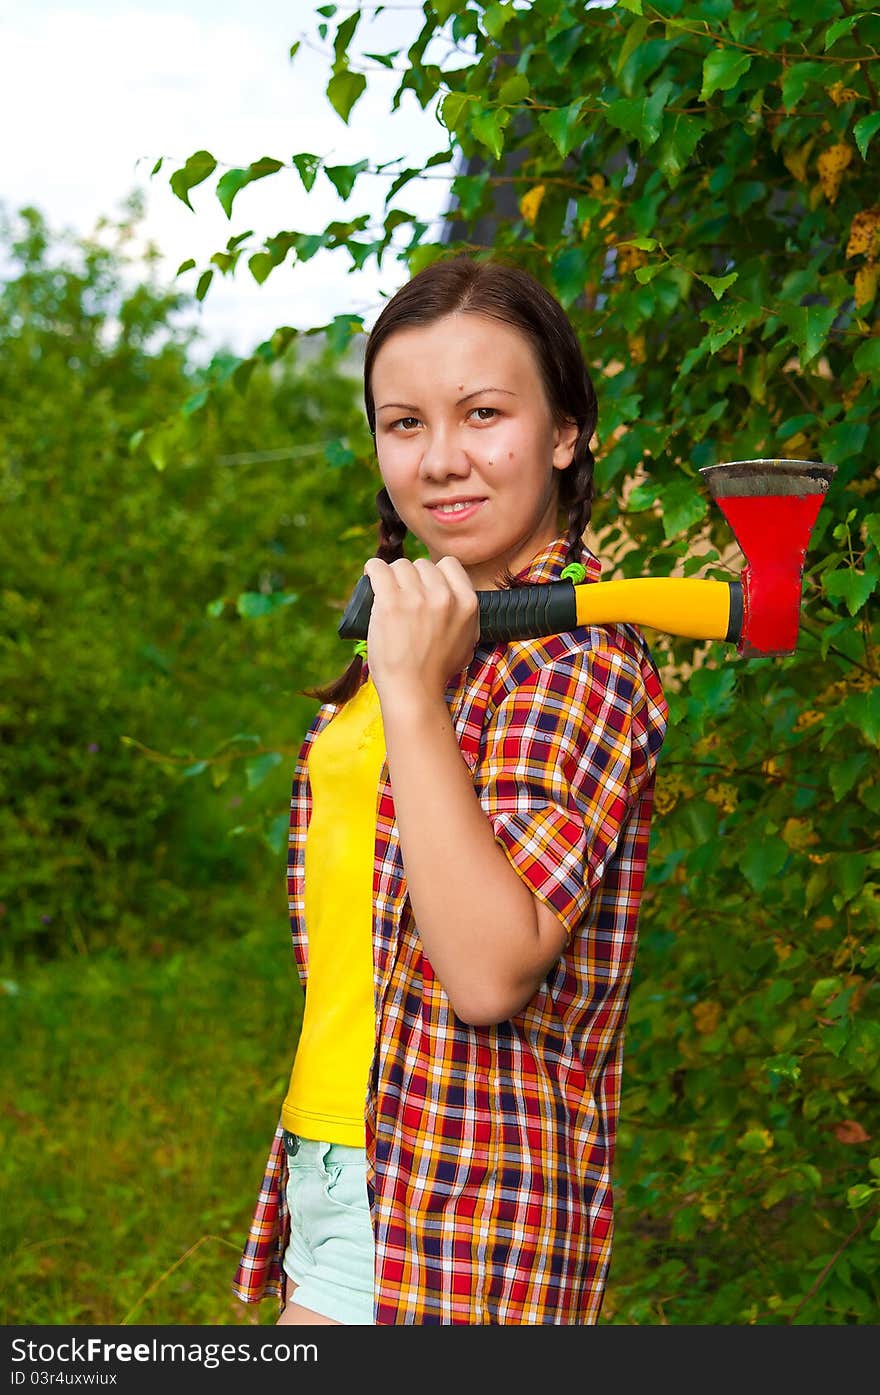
[574,578,736,642]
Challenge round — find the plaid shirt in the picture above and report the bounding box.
[232,535,668,1324]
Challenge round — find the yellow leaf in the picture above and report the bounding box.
[617,245,647,273]
[794,709,823,731]
[782,817,819,851]
[693,1000,723,1035]
[817,142,853,204]
[846,208,880,259]
[829,81,860,106]
[518,184,546,227]
[783,139,814,183]
[855,262,878,310]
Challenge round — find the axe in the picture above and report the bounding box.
[338,459,836,658]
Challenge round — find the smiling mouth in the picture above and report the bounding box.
[426,499,486,514]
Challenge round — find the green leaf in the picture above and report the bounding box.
[865,514,880,554]
[325,439,356,469]
[237,592,271,618]
[656,112,705,185]
[325,312,364,356]
[333,9,361,65]
[782,304,837,366]
[498,71,530,105]
[150,157,163,177]
[169,150,217,211]
[327,69,367,125]
[440,91,473,133]
[245,752,283,790]
[195,269,213,302]
[471,107,510,161]
[538,98,587,159]
[830,753,869,803]
[701,271,738,301]
[617,0,644,12]
[847,1183,876,1209]
[550,245,590,310]
[833,852,866,901]
[262,811,290,858]
[843,688,880,746]
[482,2,516,39]
[824,561,880,615]
[292,153,321,191]
[364,49,398,69]
[780,62,826,111]
[216,157,283,218]
[616,17,650,74]
[605,81,673,152]
[824,14,860,48]
[700,50,752,102]
[738,1128,774,1154]
[247,252,274,285]
[324,158,370,200]
[742,837,789,894]
[635,263,664,284]
[175,258,196,276]
[660,476,708,539]
[854,112,880,160]
[853,337,880,374]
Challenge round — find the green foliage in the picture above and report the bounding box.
[0,201,377,961]
[0,918,296,1324]
[158,0,880,1324]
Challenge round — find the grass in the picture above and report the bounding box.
[0,909,303,1326]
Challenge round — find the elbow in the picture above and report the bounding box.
[447,976,543,1028]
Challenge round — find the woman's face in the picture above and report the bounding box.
[369,312,579,591]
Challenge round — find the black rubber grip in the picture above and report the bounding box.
[725,581,743,644]
[337,577,579,644]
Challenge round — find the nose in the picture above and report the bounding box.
[417,425,474,482]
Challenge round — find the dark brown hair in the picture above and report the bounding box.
[302,251,598,705]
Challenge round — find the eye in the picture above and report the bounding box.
[469,406,498,422]
[390,416,420,431]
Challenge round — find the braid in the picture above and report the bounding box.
[298,487,409,705]
[560,430,596,567]
[376,486,408,562]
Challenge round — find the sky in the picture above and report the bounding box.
[0,0,461,359]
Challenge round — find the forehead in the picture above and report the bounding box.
[371,312,540,394]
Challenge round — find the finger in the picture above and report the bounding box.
[436,555,479,608]
[363,557,398,594]
[411,556,451,594]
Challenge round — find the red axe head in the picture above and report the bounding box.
[699,459,837,658]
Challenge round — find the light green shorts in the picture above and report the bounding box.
[281,1131,376,1325]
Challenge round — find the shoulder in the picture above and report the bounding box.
[485,622,661,708]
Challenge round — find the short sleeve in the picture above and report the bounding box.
[474,641,666,939]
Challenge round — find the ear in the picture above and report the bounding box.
[551,417,579,471]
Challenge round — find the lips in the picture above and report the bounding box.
[425,498,486,523]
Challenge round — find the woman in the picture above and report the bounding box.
[232,252,668,1325]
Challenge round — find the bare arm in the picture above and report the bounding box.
[378,681,568,1026]
[362,552,568,1026]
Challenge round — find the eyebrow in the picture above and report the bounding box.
[376,387,518,412]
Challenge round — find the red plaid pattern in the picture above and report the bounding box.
[232,536,668,1323]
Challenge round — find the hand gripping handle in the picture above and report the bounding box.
[337,576,579,644]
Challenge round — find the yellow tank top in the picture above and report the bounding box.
[281,673,385,1147]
